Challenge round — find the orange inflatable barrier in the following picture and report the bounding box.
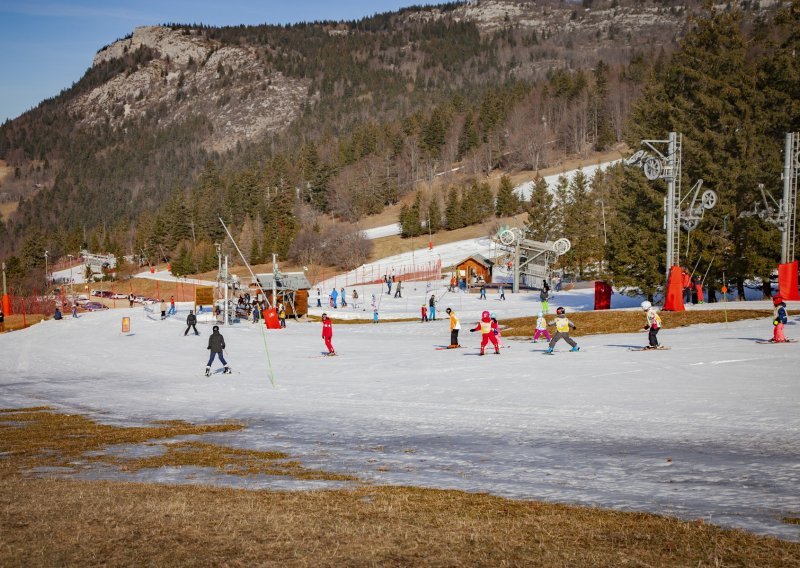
[778,260,799,301]
[663,265,685,311]
[1,293,11,316]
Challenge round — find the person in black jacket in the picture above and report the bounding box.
[184,310,199,336]
[205,325,231,376]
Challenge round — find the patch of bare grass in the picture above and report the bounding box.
[0,408,352,483]
[2,408,798,566]
[1,477,798,567]
[503,309,785,338]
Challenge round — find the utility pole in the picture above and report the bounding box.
[67,254,74,302]
[44,250,49,288]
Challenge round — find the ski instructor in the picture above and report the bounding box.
[205,325,231,375]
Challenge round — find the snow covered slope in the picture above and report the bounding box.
[2,307,798,541]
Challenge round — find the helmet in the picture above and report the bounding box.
[641,301,652,310]
[482,310,490,319]
[490,312,497,319]
[556,306,565,315]
[212,325,219,332]
[446,307,452,314]
[321,313,328,319]
[537,311,543,317]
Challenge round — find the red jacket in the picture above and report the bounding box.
[681,272,691,288]
[322,319,333,338]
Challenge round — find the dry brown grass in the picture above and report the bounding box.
[1,407,798,566]
[0,408,353,483]
[502,309,789,338]
[0,314,47,332]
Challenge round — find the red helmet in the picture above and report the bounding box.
[481,310,491,321]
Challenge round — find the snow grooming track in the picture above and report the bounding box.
[1,308,799,541]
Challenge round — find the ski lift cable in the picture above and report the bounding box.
[219,217,276,387]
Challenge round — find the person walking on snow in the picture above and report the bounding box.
[533,311,551,343]
[499,285,506,300]
[340,288,347,307]
[394,280,402,298]
[168,296,176,316]
[421,305,428,323]
[641,301,662,349]
[470,310,500,355]
[429,294,436,320]
[479,284,487,300]
[772,300,789,343]
[545,307,579,353]
[331,288,339,309]
[205,325,231,375]
[446,308,461,348]
[160,299,167,320]
[321,313,335,355]
[185,310,199,336]
[71,304,79,318]
[373,308,379,324]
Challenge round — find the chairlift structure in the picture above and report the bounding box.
[495,226,571,293]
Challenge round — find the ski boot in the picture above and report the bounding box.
[223,366,232,374]
[204,366,211,377]
[494,350,500,355]
[570,346,580,352]
[544,347,553,354]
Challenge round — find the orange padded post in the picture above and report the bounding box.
[663,265,685,311]
[778,261,799,301]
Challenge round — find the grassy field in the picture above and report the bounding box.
[1,407,798,566]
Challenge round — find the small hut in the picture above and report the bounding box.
[455,254,494,285]
[252,272,311,318]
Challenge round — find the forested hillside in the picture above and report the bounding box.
[0,0,793,295]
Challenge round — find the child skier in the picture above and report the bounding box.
[773,299,789,343]
[321,313,335,355]
[421,305,428,323]
[373,308,379,323]
[446,307,461,348]
[540,287,550,314]
[641,301,663,349]
[490,312,504,348]
[545,307,579,353]
[205,325,231,375]
[470,310,500,355]
[533,311,551,343]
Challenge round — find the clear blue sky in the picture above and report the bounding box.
[0,1,430,123]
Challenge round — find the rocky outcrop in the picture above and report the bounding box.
[76,26,311,153]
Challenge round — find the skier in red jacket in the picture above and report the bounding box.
[321,313,335,356]
[470,310,500,355]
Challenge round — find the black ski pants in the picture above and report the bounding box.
[450,329,459,346]
[185,324,198,335]
[648,327,659,347]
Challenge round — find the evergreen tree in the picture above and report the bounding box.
[427,196,443,233]
[526,176,554,241]
[457,113,479,159]
[606,168,665,298]
[495,174,522,217]
[551,174,571,235]
[563,169,601,278]
[444,186,463,230]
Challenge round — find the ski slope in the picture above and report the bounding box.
[2,304,799,541]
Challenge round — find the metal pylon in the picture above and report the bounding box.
[665,132,682,275]
[782,132,799,263]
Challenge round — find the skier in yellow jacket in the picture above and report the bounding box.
[446,307,461,348]
[544,306,579,354]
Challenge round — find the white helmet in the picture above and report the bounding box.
[641,301,652,310]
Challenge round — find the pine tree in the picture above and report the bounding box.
[526,176,554,241]
[427,196,443,233]
[444,186,463,230]
[606,168,665,298]
[495,174,522,217]
[563,169,601,278]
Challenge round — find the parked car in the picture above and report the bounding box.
[82,301,109,311]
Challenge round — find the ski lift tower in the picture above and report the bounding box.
[626,132,717,279]
[496,227,571,293]
[740,132,800,299]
